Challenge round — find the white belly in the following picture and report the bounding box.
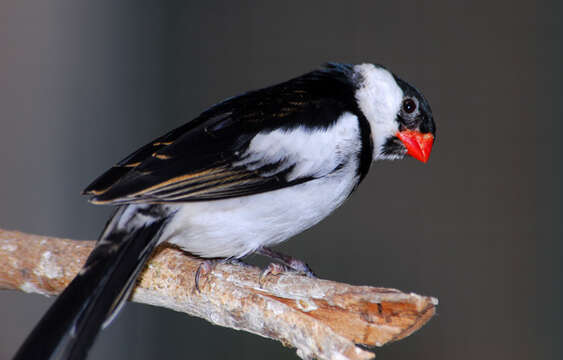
[160,165,358,258]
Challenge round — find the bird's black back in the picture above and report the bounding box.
[83,63,374,204]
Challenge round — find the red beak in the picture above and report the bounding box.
[396,130,434,163]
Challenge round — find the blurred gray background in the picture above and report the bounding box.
[1,1,561,359]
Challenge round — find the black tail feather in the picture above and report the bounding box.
[13,215,167,360]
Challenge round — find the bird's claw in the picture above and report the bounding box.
[256,247,317,284]
[258,261,317,287]
[259,263,289,287]
[194,260,216,292]
[284,259,316,278]
[194,258,252,292]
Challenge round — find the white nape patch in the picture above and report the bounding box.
[236,112,360,181]
[353,63,404,160]
[34,251,63,279]
[163,113,362,258]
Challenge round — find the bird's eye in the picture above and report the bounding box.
[402,98,417,114]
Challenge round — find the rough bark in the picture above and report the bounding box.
[0,229,437,360]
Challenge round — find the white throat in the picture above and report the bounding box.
[353,64,404,160]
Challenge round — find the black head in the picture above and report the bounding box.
[393,76,436,136]
[376,74,436,163]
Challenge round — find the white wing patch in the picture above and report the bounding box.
[161,112,363,258]
[236,112,361,181]
[353,64,403,161]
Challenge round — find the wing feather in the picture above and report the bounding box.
[84,65,360,205]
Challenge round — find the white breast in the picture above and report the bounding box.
[160,112,362,258]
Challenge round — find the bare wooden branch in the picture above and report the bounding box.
[0,229,437,360]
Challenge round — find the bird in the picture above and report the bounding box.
[14,62,435,359]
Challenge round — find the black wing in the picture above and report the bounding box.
[83,64,360,204]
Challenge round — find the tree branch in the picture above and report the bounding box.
[0,229,437,360]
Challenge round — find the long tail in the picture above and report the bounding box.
[14,205,169,360]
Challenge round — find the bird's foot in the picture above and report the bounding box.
[259,263,290,286]
[224,258,252,268]
[194,258,252,292]
[257,247,316,286]
[194,259,218,292]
